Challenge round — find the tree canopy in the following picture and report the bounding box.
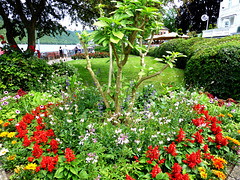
[0,0,111,50]
[175,0,222,33]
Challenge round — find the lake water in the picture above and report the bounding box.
[18,44,78,53]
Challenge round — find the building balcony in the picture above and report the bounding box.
[202,25,240,38]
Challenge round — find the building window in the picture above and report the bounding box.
[225,20,230,28]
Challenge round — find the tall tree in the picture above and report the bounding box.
[0,0,112,50]
[175,0,222,33]
[163,8,177,32]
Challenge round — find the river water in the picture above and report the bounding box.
[18,44,78,53]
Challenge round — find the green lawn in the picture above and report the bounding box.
[67,55,184,92]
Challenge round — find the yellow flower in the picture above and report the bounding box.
[212,170,226,180]
[0,120,3,125]
[24,163,37,171]
[218,114,225,117]
[0,132,8,137]
[227,113,233,117]
[200,171,208,179]
[14,166,23,174]
[238,130,240,134]
[198,167,206,172]
[7,155,16,161]
[225,136,240,145]
[12,140,17,145]
[7,132,15,138]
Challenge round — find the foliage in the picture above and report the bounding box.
[0,51,54,92]
[71,52,109,60]
[175,0,221,33]
[185,41,240,100]
[163,8,177,32]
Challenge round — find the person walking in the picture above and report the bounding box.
[63,45,68,61]
[74,46,78,54]
[59,46,63,60]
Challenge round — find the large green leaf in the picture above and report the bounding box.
[123,27,143,31]
[93,21,109,27]
[113,31,124,39]
[110,34,120,44]
[54,167,64,178]
[70,167,78,175]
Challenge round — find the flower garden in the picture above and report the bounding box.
[1,83,240,179]
[1,0,240,179]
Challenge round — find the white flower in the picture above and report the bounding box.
[115,128,122,134]
[59,107,64,111]
[0,148,9,156]
[135,140,141,144]
[159,141,163,144]
[80,118,84,123]
[103,122,107,125]
[67,119,73,123]
[137,148,141,152]
[15,110,20,114]
[167,137,171,141]
[68,112,73,115]
[131,128,137,132]
[152,135,157,138]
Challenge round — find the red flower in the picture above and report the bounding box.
[17,88,27,97]
[150,164,161,178]
[126,174,135,180]
[36,166,41,172]
[8,119,14,122]
[1,40,6,44]
[12,45,17,48]
[49,139,58,154]
[217,145,221,150]
[192,116,205,127]
[146,145,160,161]
[164,142,177,157]
[64,148,76,164]
[28,156,34,162]
[158,158,166,165]
[183,150,201,169]
[29,45,35,51]
[134,156,139,163]
[32,143,43,159]
[193,131,204,144]
[23,135,31,147]
[40,155,58,172]
[0,35,4,40]
[203,144,208,153]
[175,128,185,143]
[215,133,228,146]
[203,153,214,160]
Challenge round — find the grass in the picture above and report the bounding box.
[67,55,185,92]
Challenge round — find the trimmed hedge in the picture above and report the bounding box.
[185,40,240,99]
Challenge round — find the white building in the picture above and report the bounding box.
[202,0,240,38]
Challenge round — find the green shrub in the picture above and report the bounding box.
[185,41,240,99]
[0,52,54,92]
[153,37,204,69]
[51,61,77,77]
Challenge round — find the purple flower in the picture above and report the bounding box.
[4,91,8,94]
[0,107,2,111]
[214,96,218,101]
[232,109,236,113]
[4,101,8,105]
[227,102,231,108]
[15,110,20,114]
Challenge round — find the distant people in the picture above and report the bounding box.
[59,46,63,60]
[74,46,78,54]
[63,45,68,60]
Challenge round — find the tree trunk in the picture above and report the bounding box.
[107,43,113,93]
[26,24,36,49]
[114,66,123,115]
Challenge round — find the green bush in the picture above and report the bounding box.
[51,61,77,77]
[153,37,205,69]
[0,52,54,92]
[185,41,240,99]
[71,52,109,60]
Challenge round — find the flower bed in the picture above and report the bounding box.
[71,52,109,60]
[0,86,239,179]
